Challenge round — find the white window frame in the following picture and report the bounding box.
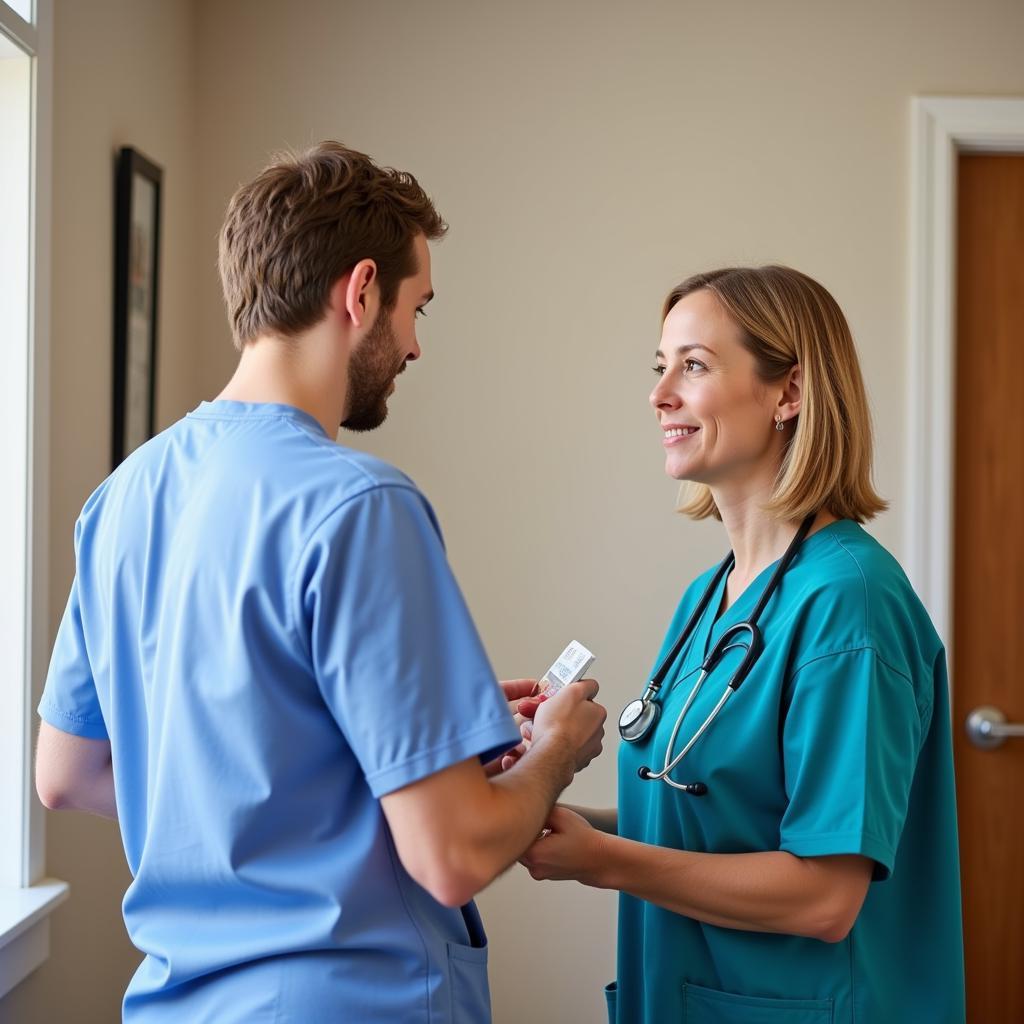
[0,0,68,1001]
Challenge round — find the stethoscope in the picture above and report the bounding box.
[618,513,816,796]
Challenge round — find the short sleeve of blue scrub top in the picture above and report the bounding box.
[42,559,109,740]
[299,483,519,795]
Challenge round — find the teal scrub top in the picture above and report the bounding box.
[608,521,965,1024]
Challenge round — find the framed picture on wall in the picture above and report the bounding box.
[112,146,162,468]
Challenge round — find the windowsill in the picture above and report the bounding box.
[0,878,68,999]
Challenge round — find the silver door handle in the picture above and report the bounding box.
[965,705,1024,750]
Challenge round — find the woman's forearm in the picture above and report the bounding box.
[593,835,870,943]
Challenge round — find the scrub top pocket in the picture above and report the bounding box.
[681,982,833,1024]
[446,940,491,1023]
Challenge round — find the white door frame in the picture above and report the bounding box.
[905,97,1024,659]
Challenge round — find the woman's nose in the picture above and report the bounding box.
[650,378,680,411]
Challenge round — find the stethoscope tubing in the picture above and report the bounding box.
[623,513,818,794]
[641,674,734,786]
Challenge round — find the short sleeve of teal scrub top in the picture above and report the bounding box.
[609,521,965,1024]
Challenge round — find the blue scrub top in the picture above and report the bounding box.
[39,401,520,1023]
[608,521,965,1024]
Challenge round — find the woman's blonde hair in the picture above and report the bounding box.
[664,266,887,524]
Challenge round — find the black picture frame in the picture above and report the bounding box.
[112,146,162,468]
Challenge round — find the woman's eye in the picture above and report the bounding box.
[652,359,706,377]
[415,307,427,319]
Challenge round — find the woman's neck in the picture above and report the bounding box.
[714,492,836,590]
[720,503,797,585]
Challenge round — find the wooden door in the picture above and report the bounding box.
[954,152,1024,1023]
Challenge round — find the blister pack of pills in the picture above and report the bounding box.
[540,641,595,695]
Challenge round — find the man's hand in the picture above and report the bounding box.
[484,679,542,776]
[499,678,541,720]
[487,677,607,776]
[530,678,605,773]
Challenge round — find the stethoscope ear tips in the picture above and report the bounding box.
[638,766,652,780]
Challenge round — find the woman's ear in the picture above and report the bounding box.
[776,363,802,426]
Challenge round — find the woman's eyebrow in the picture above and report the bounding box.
[654,344,717,359]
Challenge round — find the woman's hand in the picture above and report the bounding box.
[519,805,608,887]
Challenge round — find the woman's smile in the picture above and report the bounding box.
[661,424,701,447]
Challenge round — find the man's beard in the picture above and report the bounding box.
[341,308,406,432]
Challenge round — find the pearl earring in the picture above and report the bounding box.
[774,415,785,432]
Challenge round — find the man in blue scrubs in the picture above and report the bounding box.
[35,142,607,1022]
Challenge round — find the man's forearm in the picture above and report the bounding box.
[43,761,117,819]
[472,734,577,884]
[36,723,118,820]
[382,684,605,907]
[381,738,579,907]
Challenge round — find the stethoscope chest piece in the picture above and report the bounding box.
[619,695,660,743]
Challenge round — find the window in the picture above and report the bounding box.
[4,0,29,22]
[0,0,65,1000]
[0,30,31,880]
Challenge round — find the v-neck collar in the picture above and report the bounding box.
[698,519,855,661]
[699,562,770,661]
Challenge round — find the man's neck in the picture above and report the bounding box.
[216,331,346,438]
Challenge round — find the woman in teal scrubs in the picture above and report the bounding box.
[520,266,965,1023]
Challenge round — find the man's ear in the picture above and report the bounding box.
[776,363,802,425]
[331,259,378,329]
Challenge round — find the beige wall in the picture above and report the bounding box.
[0,0,198,1021]
[5,1,1024,1021]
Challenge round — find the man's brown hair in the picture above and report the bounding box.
[218,142,447,349]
